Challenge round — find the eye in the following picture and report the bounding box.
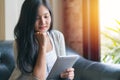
[44,15,49,18]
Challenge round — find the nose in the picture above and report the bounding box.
[40,17,46,25]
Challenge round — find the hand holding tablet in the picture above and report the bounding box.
[47,55,79,80]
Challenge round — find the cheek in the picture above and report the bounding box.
[48,18,51,25]
[35,20,40,26]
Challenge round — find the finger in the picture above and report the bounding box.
[61,72,74,80]
[34,32,39,36]
[60,72,69,78]
[68,71,74,76]
[68,76,74,80]
[68,71,74,75]
[66,68,74,72]
[68,74,74,80]
[68,73,74,78]
[35,31,42,34]
[68,71,74,79]
[35,31,39,34]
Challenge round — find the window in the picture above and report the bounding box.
[100,0,120,64]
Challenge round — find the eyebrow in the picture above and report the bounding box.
[44,12,49,15]
[37,12,49,17]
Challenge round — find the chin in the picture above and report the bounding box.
[40,30,48,33]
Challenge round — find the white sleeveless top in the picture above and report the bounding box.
[46,32,57,78]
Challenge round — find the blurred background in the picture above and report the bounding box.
[0,0,120,64]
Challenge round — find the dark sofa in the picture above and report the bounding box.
[0,40,120,80]
[0,41,15,80]
[73,56,120,80]
[67,48,120,80]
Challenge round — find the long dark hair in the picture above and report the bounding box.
[14,0,53,73]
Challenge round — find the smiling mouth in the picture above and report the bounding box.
[38,27,46,30]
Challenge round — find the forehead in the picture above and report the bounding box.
[37,5,50,15]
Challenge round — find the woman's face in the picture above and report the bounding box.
[35,5,51,33]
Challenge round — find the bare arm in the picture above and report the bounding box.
[33,47,46,80]
[33,32,47,80]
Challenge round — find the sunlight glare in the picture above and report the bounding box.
[99,0,120,30]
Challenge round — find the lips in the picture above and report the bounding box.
[38,26,46,31]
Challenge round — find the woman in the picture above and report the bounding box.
[9,0,74,80]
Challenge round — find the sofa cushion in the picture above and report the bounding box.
[0,41,15,80]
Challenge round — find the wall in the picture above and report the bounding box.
[0,0,5,40]
[5,0,24,40]
[52,0,64,32]
[0,0,24,40]
[63,0,83,55]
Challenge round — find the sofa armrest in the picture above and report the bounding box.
[0,41,15,80]
[73,56,120,80]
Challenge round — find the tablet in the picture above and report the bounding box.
[47,55,79,80]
